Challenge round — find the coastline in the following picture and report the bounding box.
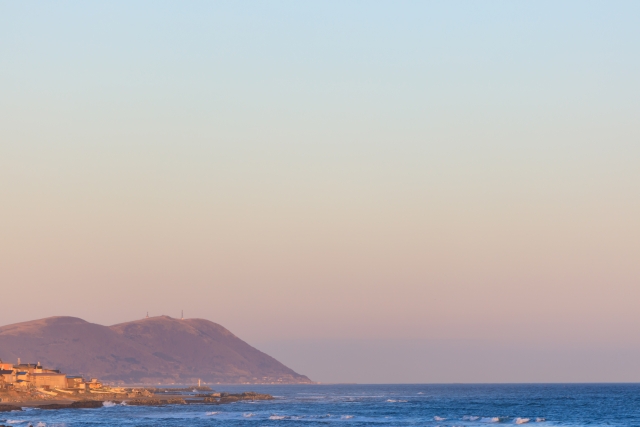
[0,389,273,411]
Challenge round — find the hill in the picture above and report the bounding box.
[0,316,311,384]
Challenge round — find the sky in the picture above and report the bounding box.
[1,1,639,383]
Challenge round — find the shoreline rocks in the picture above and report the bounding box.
[0,390,274,409]
[128,392,274,406]
[38,400,104,410]
[126,398,186,406]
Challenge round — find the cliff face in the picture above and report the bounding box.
[0,316,311,384]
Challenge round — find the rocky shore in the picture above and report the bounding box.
[0,388,273,412]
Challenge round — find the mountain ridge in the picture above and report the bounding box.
[0,316,311,384]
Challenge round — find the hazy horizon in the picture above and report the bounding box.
[1,1,639,384]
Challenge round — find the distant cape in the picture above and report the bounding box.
[0,316,312,384]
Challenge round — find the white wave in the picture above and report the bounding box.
[434,416,446,421]
[206,411,219,416]
[270,415,287,420]
[7,421,29,425]
[243,412,256,417]
[535,418,545,422]
[385,399,407,403]
[515,418,530,424]
[481,417,500,423]
[341,415,354,419]
[463,415,480,421]
[102,401,117,407]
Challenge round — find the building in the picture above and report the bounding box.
[87,378,103,389]
[30,372,67,389]
[66,376,86,389]
[0,369,16,386]
[0,358,102,390]
[15,371,29,386]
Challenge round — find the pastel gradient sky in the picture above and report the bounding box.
[1,1,639,383]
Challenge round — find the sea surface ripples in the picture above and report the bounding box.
[2,384,639,427]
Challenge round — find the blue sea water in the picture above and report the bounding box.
[2,384,639,427]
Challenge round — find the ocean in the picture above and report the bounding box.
[2,383,639,427]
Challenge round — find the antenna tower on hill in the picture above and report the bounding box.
[181,310,184,320]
